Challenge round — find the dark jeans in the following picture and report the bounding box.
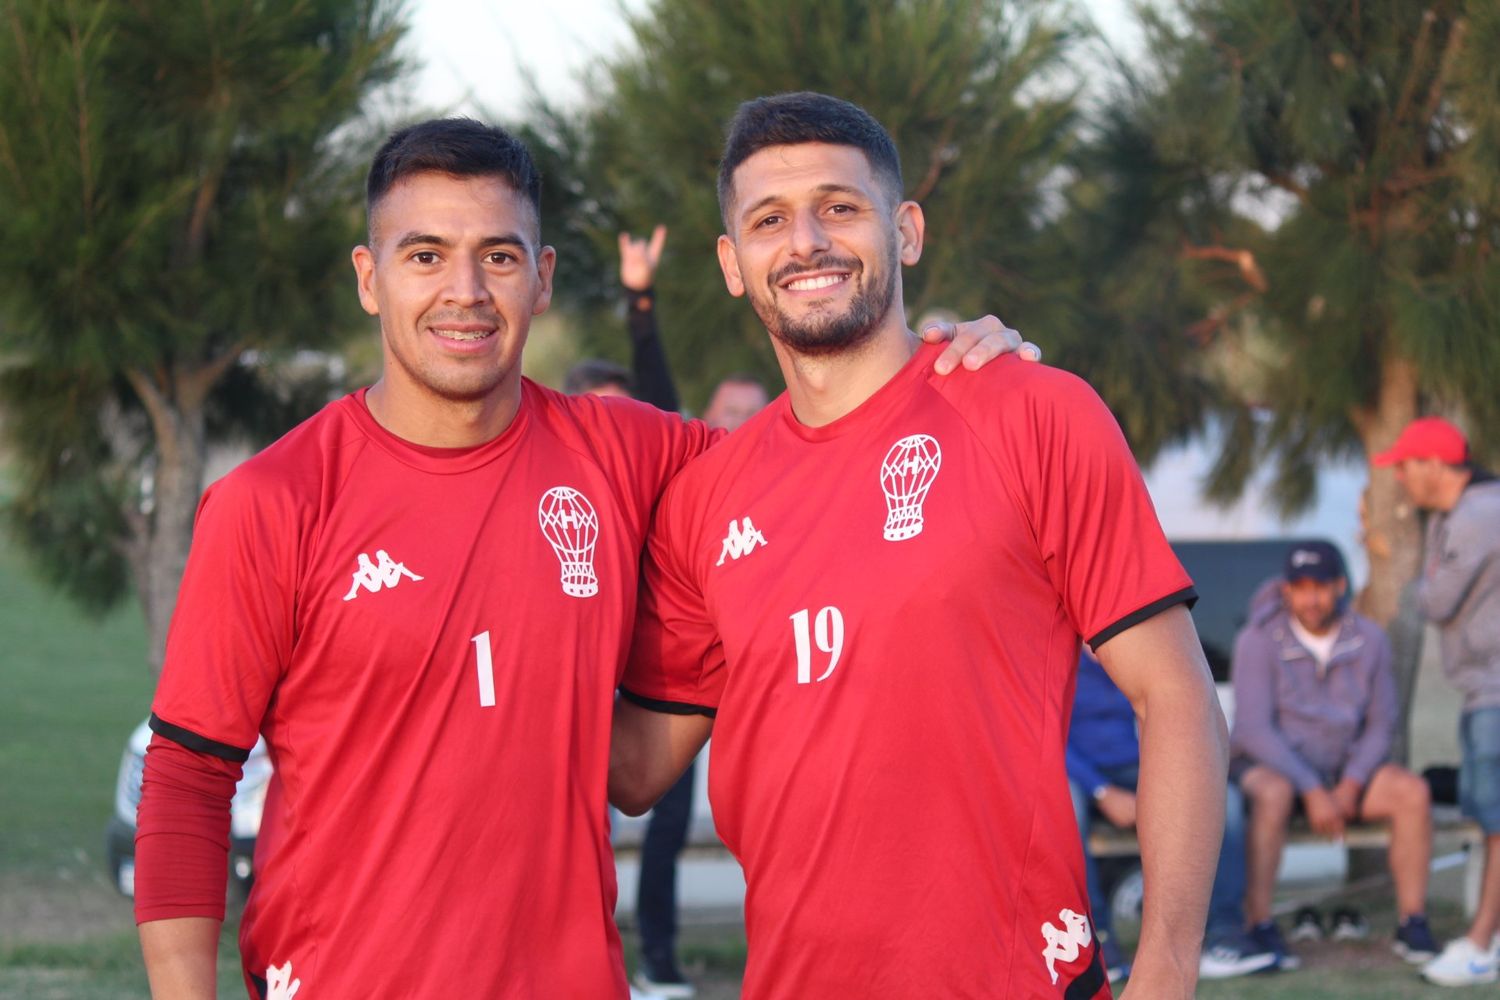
[636,760,696,970]
[1069,762,1248,942]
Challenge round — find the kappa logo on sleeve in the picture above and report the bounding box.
[716,516,768,566]
[1040,908,1092,985]
[879,434,942,541]
[342,550,423,601]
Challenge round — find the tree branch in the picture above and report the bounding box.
[1179,241,1269,292]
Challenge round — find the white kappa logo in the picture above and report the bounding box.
[879,434,942,541]
[342,550,423,601]
[538,486,600,598]
[716,517,768,566]
[266,959,301,999]
[1040,908,1093,985]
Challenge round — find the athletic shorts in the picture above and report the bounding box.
[1459,707,1500,834]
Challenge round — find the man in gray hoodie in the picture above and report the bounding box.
[1377,416,1500,987]
[1231,541,1437,969]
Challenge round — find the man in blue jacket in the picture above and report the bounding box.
[1231,541,1437,969]
[1068,651,1275,981]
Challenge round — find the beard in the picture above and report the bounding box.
[750,247,897,358]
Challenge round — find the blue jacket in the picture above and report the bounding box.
[1065,652,1138,794]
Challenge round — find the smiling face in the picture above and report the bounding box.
[352,171,555,413]
[716,143,922,358]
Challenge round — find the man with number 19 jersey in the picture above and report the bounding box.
[622,346,1194,998]
[144,382,713,998]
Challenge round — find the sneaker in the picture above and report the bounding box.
[1329,906,1369,941]
[1288,905,1324,942]
[1392,914,1438,963]
[1099,933,1130,983]
[1249,919,1302,971]
[1422,936,1499,987]
[633,961,696,999]
[1199,930,1279,979]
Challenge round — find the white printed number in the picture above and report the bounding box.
[472,630,496,707]
[790,606,844,684]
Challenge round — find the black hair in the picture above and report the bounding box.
[366,118,542,238]
[563,358,634,397]
[716,92,903,227]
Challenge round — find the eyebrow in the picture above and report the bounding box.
[393,231,532,255]
[737,183,872,223]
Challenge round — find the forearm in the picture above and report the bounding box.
[625,293,681,413]
[1130,679,1228,995]
[140,917,220,999]
[609,696,712,815]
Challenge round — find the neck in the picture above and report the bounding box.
[1293,615,1339,639]
[776,316,918,428]
[364,374,523,448]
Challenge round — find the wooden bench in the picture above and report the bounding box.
[1086,804,1487,917]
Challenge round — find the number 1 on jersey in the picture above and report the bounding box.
[790,606,844,684]
[472,631,496,707]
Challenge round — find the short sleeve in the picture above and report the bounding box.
[620,482,724,714]
[1022,372,1194,648]
[150,469,297,759]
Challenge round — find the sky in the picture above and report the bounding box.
[403,1,1367,571]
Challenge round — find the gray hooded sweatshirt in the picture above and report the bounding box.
[1419,472,1500,712]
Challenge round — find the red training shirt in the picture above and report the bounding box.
[623,344,1194,999]
[142,382,715,999]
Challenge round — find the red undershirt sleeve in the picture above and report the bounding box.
[133,733,243,924]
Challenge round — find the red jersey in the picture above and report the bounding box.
[146,382,714,999]
[623,344,1193,999]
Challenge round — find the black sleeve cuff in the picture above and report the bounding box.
[149,712,253,763]
[619,686,717,718]
[1087,586,1199,649]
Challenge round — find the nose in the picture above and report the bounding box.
[787,209,830,259]
[445,257,491,306]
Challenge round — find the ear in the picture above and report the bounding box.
[717,234,746,297]
[532,244,557,316]
[895,201,925,266]
[352,245,379,316]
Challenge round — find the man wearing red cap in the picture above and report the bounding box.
[1376,416,1500,986]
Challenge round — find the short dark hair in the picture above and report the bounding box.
[366,118,542,239]
[563,358,633,396]
[716,92,903,226]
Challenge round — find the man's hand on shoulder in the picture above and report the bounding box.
[920,314,1041,374]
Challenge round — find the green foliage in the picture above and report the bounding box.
[530,0,1078,412]
[0,0,406,612]
[1111,0,1500,508]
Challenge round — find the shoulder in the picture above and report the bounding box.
[1348,612,1392,649]
[201,396,360,517]
[1453,478,1500,529]
[926,354,1105,415]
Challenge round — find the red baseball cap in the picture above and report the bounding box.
[1372,416,1468,466]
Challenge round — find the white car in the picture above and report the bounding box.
[105,718,273,898]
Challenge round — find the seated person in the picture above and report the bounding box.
[1068,651,1275,981]
[1230,540,1438,969]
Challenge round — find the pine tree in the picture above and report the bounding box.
[530,0,1078,413]
[0,0,405,672]
[1095,0,1500,623]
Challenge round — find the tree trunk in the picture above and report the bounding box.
[1353,354,1425,761]
[125,368,211,676]
[1354,356,1423,625]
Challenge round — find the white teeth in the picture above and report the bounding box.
[433,328,491,341]
[786,274,847,291]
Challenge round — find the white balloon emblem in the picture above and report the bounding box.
[879,434,942,541]
[538,486,600,597]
